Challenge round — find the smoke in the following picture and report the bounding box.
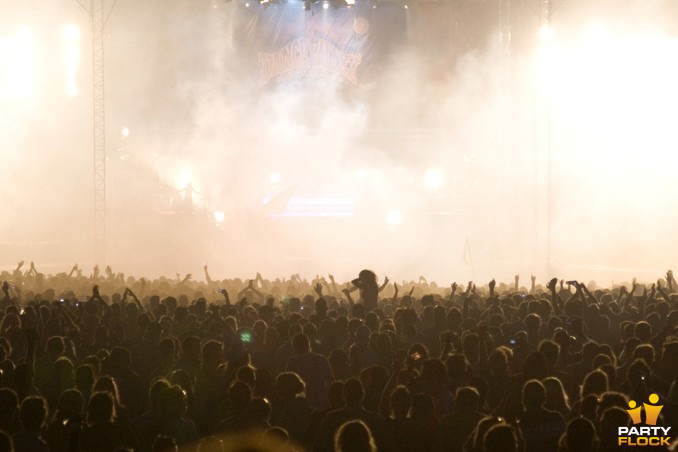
[1,0,677,285]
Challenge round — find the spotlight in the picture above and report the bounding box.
[386,210,402,226]
[214,211,225,224]
[323,1,329,9]
[540,25,554,43]
[65,83,78,97]
[270,172,281,184]
[121,127,129,138]
[403,4,407,9]
[245,2,250,5]
[62,24,80,41]
[423,169,444,190]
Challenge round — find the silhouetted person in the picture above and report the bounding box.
[78,391,138,452]
[45,389,84,452]
[286,333,334,410]
[350,270,379,312]
[334,420,376,452]
[518,379,566,452]
[13,396,48,452]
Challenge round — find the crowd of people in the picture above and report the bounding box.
[0,261,677,451]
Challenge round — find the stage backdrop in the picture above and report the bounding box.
[233,1,446,90]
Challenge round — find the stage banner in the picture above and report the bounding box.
[234,2,408,88]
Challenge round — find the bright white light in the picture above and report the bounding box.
[62,24,80,41]
[323,2,329,9]
[121,127,130,138]
[245,2,250,6]
[540,25,554,43]
[0,27,38,99]
[424,169,444,190]
[386,210,402,226]
[403,4,408,9]
[62,25,80,98]
[346,0,355,5]
[65,82,78,97]
[175,171,193,190]
[214,211,225,223]
[270,172,281,184]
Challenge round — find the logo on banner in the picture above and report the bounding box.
[258,37,362,86]
[618,393,671,446]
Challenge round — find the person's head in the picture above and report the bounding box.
[563,417,596,452]
[75,364,95,392]
[151,435,178,452]
[543,376,569,411]
[228,380,252,413]
[455,386,480,413]
[0,388,19,417]
[334,420,376,452]
[327,381,345,409]
[57,389,84,417]
[275,372,305,399]
[410,393,434,418]
[484,424,518,452]
[159,385,188,421]
[236,365,256,389]
[87,391,115,425]
[390,385,411,418]
[292,333,311,354]
[523,351,548,379]
[522,379,546,410]
[358,270,377,286]
[581,369,608,399]
[599,407,629,447]
[343,378,364,407]
[45,336,64,357]
[197,436,223,452]
[538,340,560,368]
[149,378,171,410]
[202,340,223,367]
[0,430,13,452]
[182,336,201,360]
[93,375,122,405]
[662,341,678,378]
[20,396,47,432]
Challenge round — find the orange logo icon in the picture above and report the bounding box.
[627,394,663,426]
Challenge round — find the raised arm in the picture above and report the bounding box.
[68,263,78,278]
[378,276,390,293]
[548,278,562,315]
[204,265,214,285]
[462,281,472,320]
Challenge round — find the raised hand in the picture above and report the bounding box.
[465,281,473,294]
[384,276,390,286]
[548,278,558,292]
[314,282,323,296]
[489,278,496,294]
